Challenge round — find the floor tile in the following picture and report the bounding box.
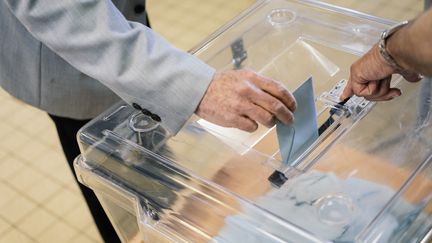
[33,151,67,177]
[0,228,34,243]
[12,140,51,165]
[0,99,19,120]
[49,162,77,186]
[63,203,94,231]
[0,149,8,161]
[25,176,62,204]
[5,108,40,129]
[20,114,53,137]
[84,222,103,242]
[66,181,82,194]
[37,220,78,243]
[0,156,25,181]
[7,166,46,192]
[0,131,32,153]
[68,233,100,243]
[44,189,82,217]
[321,0,423,20]
[0,195,37,224]
[16,208,56,238]
[0,217,11,234]
[0,183,18,207]
[0,122,14,138]
[37,127,62,149]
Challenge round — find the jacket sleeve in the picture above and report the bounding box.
[3,0,215,134]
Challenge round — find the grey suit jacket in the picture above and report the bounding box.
[0,0,215,134]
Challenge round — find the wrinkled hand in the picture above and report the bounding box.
[341,44,421,101]
[196,69,296,132]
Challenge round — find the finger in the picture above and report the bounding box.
[365,80,379,97]
[340,80,354,101]
[353,80,379,98]
[344,60,371,99]
[249,73,297,112]
[246,87,294,125]
[367,88,401,101]
[400,69,422,83]
[349,81,368,98]
[241,103,276,128]
[368,78,391,99]
[368,78,402,101]
[231,115,258,132]
[377,78,401,99]
[341,66,367,100]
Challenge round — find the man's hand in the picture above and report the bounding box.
[196,69,296,132]
[341,44,421,101]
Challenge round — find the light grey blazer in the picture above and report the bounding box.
[0,0,215,134]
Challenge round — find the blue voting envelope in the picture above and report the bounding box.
[276,77,318,166]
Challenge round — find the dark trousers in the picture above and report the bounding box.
[49,114,121,243]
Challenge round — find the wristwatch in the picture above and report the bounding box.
[378,20,409,71]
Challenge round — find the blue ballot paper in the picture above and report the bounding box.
[276,77,318,165]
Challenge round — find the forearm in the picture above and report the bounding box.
[3,0,215,134]
[387,9,432,75]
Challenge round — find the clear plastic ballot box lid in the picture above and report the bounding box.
[74,0,432,242]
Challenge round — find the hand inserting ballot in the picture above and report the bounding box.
[340,44,421,102]
[196,69,297,132]
[340,8,432,102]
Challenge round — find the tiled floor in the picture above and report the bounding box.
[0,91,99,243]
[0,0,424,243]
[322,0,423,21]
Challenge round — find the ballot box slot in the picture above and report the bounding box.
[268,79,370,187]
[266,73,414,187]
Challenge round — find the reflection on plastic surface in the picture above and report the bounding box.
[260,38,339,80]
[196,118,271,155]
[215,171,427,242]
[74,1,432,242]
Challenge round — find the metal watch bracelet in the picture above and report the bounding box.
[378,20,409,71]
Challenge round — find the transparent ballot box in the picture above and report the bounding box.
[74,0,432,242]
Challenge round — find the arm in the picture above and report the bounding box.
[4,0,296,134]
[341,9,432,101]
[387,9,432,75]
[4,0,214,134]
